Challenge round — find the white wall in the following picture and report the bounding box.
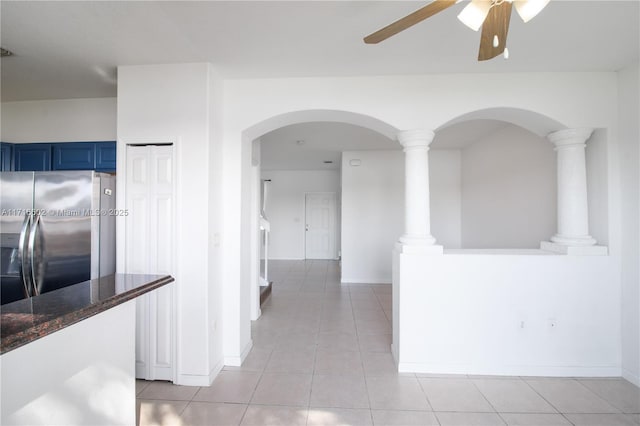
[340,149,462,283]
[1,98,116,142]
[219,72,620,381]
[341,151,403,283]
[394,251,620,377]
[461,125,556,248]
[207,67,226,379]
[430,149,462,248]
[261,169,340,260]
[618,62,640,386]
[117,63,220,386]
[586,129,610,246]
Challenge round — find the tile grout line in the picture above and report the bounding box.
[467,379,508,425]
[520,377,576,425]
[415,377,442,426]
[348,279,377,424]
[572,377,624,414]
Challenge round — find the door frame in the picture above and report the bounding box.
[304,191,338,260]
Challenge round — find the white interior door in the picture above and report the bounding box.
[126,144,175,381]
[305,192,337,259]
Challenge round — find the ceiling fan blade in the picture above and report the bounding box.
[364,0,458,44]
[478,1,512,61]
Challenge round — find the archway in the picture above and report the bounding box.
[240,109,400,342]
[431,109,568,249]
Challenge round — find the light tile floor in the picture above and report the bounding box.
[137,260,640,426]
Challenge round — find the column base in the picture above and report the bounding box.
[550,234,597,246]
[540,241,608,256]
[396,240,444,255]
[399,234,436,246]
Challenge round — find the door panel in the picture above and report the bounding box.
[95,142,117,172]
[126,144,174,381]
[14,144,51,171]
[305,193,336,260]
[52,143,95,170]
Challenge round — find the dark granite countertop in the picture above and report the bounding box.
[1,274,174,354]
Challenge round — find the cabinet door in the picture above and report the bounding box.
[13,144,51,171]
[0,143,12,171]
[126,144,175,382]
[95,142,116,172]
[52,142,95,170]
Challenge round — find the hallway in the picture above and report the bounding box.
[137,260,640,426]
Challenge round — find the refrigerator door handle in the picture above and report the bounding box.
[18,213,32,298]
[27,212,41,297]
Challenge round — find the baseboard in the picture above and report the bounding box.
[622,367,640,386]
[397,362,622,378]
[269,257,305,260]
[223,339,253,367]
[176,359,223,387]
[260,282,272,306]
[341,277,391,284]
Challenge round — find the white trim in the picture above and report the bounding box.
[176,360,223,387]
[341,277,391,284]
[397,362,622,378]
[622,368,640,387]
[391,343,399,366]
[224,339,253,367]
[268,256,306,261]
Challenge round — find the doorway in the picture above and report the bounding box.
[305,192,337,260]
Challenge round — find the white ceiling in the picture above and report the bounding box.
[1,1,638,101]
[260,119,513,170]
[260,121,397,170]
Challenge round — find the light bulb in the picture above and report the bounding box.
[493,35,499,47]
[514,0,551,23]
[503,47,510,59]
[457,0,492,31]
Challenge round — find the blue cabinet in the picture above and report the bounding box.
[95,142,117,172]
[0,143,12,171]
[8,141,116,172]
[13,144,52,171]
[52,142,96,170]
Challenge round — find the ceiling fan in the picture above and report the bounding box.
[364,0,551,61]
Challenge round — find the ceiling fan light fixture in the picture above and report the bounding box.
[514,0,550,23]
[457,0,492,31]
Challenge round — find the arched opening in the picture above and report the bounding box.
[429,107,579,250]
[431,119,557,249]
[240,110,400,350]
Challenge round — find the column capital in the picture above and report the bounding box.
[397,129,435,150]
[547,128,594,149]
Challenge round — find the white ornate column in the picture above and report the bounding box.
[541,128,607,255]
[397,129,443,254]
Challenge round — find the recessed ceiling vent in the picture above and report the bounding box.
[1,48,13,57]
[323,161,333,164]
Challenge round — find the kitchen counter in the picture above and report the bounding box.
[1,273,174,426]
[1,274,174,354]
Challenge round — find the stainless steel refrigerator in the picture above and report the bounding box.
[0,171,116,305]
